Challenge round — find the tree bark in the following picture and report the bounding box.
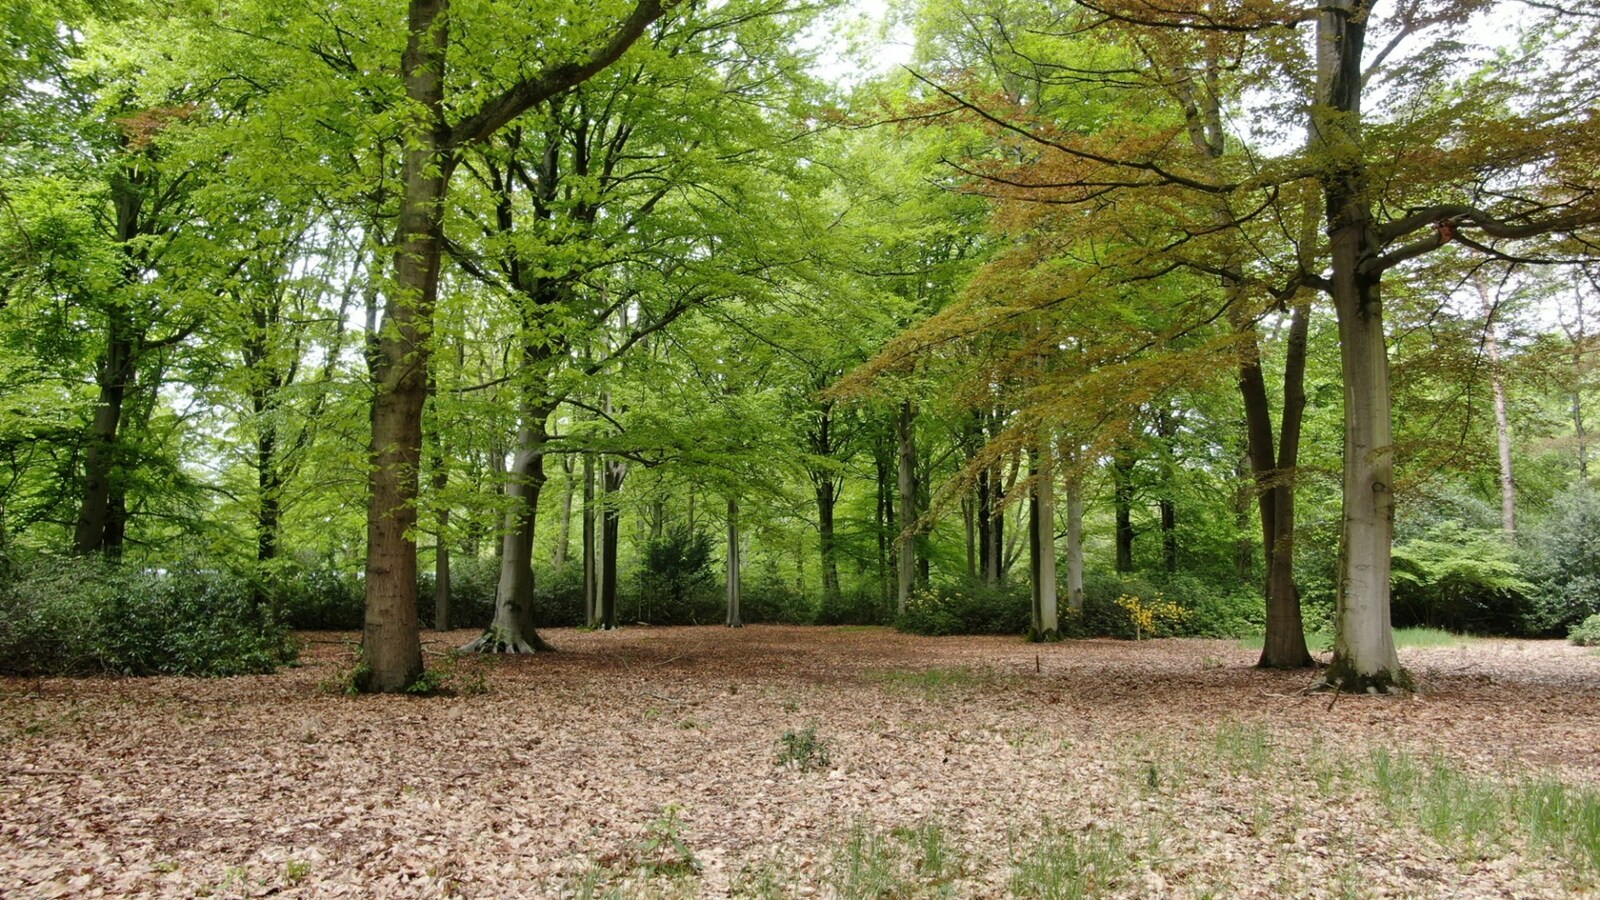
[74,167,147,557]
[725,497,742,627]
[601,457,626,629]
[462,389,559,652]
[1245,305,1313,669]
[553,452,575,569]
[432,437,451,632]
[1475,277,1517,538]
[817,480,840,606]
[358,0,672,691]
[895,400,917,616]
[1065,467,1084,614]
[1316,0,1407,691]
[361,0,449,691]
[1030,443,1058,639]
[583,449,598,627]
[1112,450,1136,573]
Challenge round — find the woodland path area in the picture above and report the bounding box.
[2,627,1598,898]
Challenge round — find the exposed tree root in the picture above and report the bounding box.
[1306,660,1416,699]
[460,626,556,654]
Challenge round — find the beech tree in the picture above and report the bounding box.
[864,0,1600,688]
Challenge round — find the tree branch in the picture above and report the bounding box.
[447,0,677,149]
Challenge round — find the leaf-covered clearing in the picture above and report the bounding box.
[3,626,1598,897]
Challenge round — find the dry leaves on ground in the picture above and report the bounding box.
[2,626,1598,898]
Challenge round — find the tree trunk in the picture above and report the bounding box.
[876,433,894,603]
[601,457,626,629]
[985,459,1006,586]
[1316,0,1407,692]
[1030,443,1058,639]
[1475,277,1517,538]
[463,393,557,652]
[74,243,139,555]
[726,497,742,627]
[895,400,916,616]
[1112,451,1136,573]
[583,450,598,627]
[1065,468,1084,614]
[817,480,841,607]
[1242,304,1313,669]
[553,452,575,569]
[1158,497,1177,574]
[360,0,448,692]
[432,443,451,632]
[1233,450,1254,580]
[977,465,994,583]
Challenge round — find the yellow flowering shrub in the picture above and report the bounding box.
[1114,593,1188,640]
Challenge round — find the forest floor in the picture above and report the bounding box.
[2,626,1599,898]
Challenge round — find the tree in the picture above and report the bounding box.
[358,0,673,690]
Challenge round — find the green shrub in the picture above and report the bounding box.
[532,560,586,628]
[895,578,1029,636]
[819,584,892,627]
[1570,614,1600,647]
[776,726,831,771]
[1523,484,1600,635]
[1390,522,1528,634]
[741,567,817,624]
[419,554,500,630]
[637,525,718,625]
[275,562,363,630]
[0,553,296,677]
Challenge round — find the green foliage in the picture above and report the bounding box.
[775,726,831,771]
[274,562,363,630]
[0,553,296,676]
[315,644,370,697]
[895,579,1029,636]
[818,584,892,627]
[1007,822,1130,899]
[1524,484,1600,635]
[419,555,501,630]
[637,805,701,878]
[637,525,719,625]
[740,567,817,624]
[1569,614,1600,647]
[1390,522,1529,633]
[403,651,492,697]
[826,818,964,899]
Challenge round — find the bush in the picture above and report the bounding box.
[0,554,296,677]
[275,562,363,630]
[532,560,586,628]
[895,578,1029,636]
[819,584,892,626]
[1062,571,1263,639]
[1524,484,1600,635]
[1570,614,1600,647]
[741,567,817,624]
[1390,522,1529,634]
[419,554,500,630]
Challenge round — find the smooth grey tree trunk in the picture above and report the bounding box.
[583,450,598,627]
[726,497,742,627]
[553,452,575,569]
[896,401,916,616]
[1316,0,1407,691]
[1065,469,1084,614]
[462,396,557,653]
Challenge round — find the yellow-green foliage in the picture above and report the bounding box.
[1113,593,1187,640]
